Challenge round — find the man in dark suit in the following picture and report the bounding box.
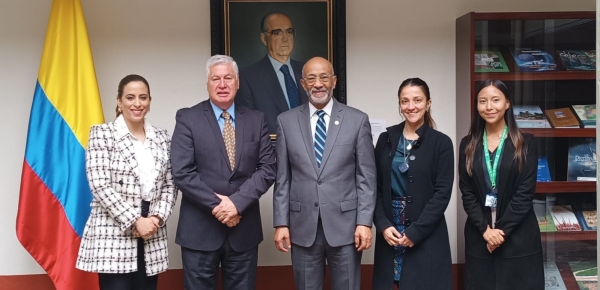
[273,57,376,290]
[171,54,276,290]
[236,12,308,134]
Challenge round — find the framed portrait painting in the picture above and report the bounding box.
[210,0,347,105]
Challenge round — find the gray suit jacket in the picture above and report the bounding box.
[273,99,376,247]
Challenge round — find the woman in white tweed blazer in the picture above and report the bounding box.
[76,75,177,290]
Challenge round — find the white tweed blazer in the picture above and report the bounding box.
[76,116,177,275]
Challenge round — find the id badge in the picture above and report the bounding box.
[484,193,497,208]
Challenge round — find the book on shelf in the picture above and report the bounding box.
[533,199,557,232]
[537,156,552,182]
[510,48,558,72]
[544,261,567,290]
[568,260,598,290]
[571,104,596,128]
[567,138,597,181]
[572,202,597,231]
[557,50,596,71]
[474,49,509,72]
[514,105,551,128]
[545,107,581,128]
[550,205,582,231]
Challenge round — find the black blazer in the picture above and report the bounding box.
[459,133,542,258]
[171,100,276,252]
[372,122,454,290]
[236,55,308,134]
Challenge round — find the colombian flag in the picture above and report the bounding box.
[16,0,104,289]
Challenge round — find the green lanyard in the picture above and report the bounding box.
[483,126,508,191]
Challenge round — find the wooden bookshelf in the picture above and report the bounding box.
[474,71,595,81]
[457,12,597,290]
[521,128,596,138]
[542,231,597,242]
[536,181,596,193]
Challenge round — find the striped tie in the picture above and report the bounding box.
[314,110,327,168]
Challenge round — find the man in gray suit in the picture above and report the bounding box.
[273,57,376,290]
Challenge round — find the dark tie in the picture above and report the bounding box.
[221,111,235,169]
[280,64,300,109]
[314,110,327,167]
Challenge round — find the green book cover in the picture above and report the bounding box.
[475,48,509,72]
[571,104,596,128]
[568,260,598,290]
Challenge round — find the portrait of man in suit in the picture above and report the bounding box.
[236,11,310,134]
[226,0,329,134]
[171,54,276,290]
[273,57,376,290]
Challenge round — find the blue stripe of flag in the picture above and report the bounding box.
[24,81,93,237]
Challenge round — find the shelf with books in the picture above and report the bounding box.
[541,231,597,242]
[521,128,596,138]
[473,71,595,81]
[536,181,595,193]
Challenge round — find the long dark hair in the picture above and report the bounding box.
[465,79,525,176]
[398,77,436,129]
[116,74,150,117]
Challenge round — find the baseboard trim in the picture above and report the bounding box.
[1,264,464,289]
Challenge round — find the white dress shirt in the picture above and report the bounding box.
[116,116,157,201]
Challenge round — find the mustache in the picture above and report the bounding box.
[310,88,328,93]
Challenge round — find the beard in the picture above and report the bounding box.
[306,87,333,106]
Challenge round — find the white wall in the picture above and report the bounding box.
[0,0,594,275]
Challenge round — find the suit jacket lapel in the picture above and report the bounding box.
[496,139,516,209]
[202,102,231,171]
[298,104,319,174]
[318,100,344,175]
[232,106,245,175]
[472,144,488,203]
[112,118,140,181]
[147,128,166,180]
[115,137,139,181]
[259,56,290,114]
[387,124,403,169]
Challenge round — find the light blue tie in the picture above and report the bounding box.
[314,110,327,168]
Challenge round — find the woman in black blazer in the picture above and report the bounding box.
[372,78,454,290]
[459,79,543,290]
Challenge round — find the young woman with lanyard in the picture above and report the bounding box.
[459,79,543,290]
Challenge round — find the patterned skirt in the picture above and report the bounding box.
[392,198,407,282]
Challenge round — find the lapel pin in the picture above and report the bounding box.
[409,155,416,161]
[334,120,339,125]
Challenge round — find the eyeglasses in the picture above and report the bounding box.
[304,74,334,85]
[263,28,295,37]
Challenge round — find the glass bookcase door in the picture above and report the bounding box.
[469,14,597,290]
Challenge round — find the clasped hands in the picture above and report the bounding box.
[133,216,162,240]
[383,226,414,248]
[212,193,242,227]
[274,225,373,253]
[483,225,505,253]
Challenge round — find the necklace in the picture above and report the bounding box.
[399,138,415,173]
[487,133,502,141]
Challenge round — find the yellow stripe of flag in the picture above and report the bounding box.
[37,0,104,148]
